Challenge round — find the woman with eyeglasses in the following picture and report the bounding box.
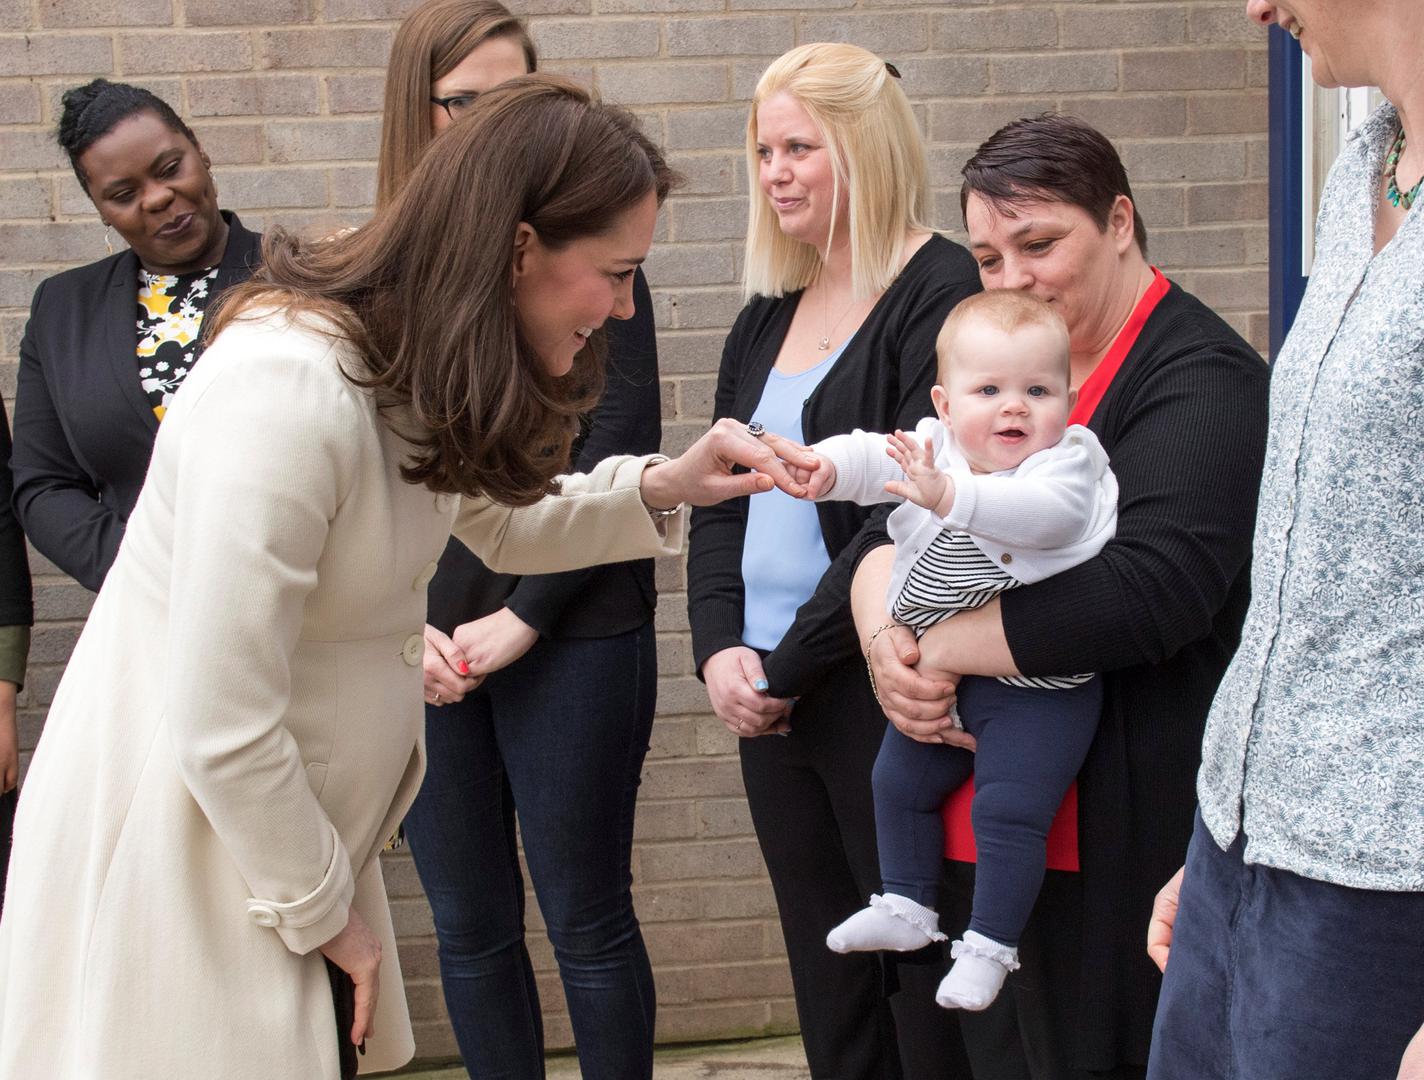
[375,4,665,1078]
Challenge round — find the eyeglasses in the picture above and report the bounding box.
[430,93,480,120]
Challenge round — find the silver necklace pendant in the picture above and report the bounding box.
[817,337,830,350]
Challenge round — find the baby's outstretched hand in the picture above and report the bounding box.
[794,454,837,500]
[885,430,954,515]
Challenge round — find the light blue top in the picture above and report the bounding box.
[740,343,844,651]
[1198,102,1424,891]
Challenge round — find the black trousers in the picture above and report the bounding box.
[740,658,971,1080]
[940,861,1147,1080]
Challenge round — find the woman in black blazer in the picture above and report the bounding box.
[11,79,262,592]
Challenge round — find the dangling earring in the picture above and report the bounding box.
[104,225,114,256]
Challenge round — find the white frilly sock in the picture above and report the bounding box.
[935,930,1020,1011]
[826,893,948,954]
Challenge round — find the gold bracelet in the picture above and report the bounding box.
[863,622,894,706]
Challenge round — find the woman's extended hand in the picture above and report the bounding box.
[422,624,481,706]
[319,906,382,1046]
[1146,865,1185,973]
[703,646,792,737]
[868,624,969,746]
[451,607,539,679]
[639,419,817,509]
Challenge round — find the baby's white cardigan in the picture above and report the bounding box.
[813,416,1118,606]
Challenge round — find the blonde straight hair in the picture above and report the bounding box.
[742,43,929,302]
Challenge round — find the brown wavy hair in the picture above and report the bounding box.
[206,76,677,506]
[376,0,536,208]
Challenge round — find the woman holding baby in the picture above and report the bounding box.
[686,41,980,1079]
[856,115,1271,1079]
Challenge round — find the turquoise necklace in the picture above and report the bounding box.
[1385,126,1423,211]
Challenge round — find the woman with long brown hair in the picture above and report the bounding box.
[376,4,667,1077]
[0,76,807,1080]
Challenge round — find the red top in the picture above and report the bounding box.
[943,268,1170,871]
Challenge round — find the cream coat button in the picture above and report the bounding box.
[435,493,454,513]
[413,561,438,591]
[248,904,280,928]
[402,634,423,666]
[1000,553,1013,565]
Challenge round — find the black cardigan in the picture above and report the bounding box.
[859,282,1270,1071]
[425,269,660,639]
[11,211,263,592]
[689,235,981,696]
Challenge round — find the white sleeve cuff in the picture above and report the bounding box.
[244,821,355,954]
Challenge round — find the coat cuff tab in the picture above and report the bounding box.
[245,822,355,950]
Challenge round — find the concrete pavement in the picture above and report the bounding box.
[396,1035,810,1078]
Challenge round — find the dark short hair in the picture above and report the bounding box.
[960,113,1148,257]
[56,78,198,193]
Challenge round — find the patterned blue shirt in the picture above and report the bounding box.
[1198,103,1424,890]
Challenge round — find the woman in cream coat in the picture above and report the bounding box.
[0,77,806,1079]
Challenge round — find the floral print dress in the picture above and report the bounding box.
[136,265,219,421]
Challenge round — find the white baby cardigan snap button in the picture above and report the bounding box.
[402,634,423,665]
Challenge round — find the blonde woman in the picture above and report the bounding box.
[687,43,980,1077]
[375,4,665,1078]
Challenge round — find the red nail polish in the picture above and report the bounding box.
[457,661,470,675]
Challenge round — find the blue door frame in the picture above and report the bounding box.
[1268,26,1308,357]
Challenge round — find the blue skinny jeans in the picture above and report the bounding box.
[403,624,657,1080]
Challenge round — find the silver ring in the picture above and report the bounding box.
[746,421,766,439]
[433,693,442,705]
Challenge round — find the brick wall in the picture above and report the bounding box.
[0,0,1268,1062]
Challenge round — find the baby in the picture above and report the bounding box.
[803,290,1117,1010]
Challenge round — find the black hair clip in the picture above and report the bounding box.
[884,61,902,79]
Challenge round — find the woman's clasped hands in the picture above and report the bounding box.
[422,623,480,706]
[704,646,793,739]
[423,607,543,707]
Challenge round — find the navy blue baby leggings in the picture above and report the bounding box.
[872,675,1102,946]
